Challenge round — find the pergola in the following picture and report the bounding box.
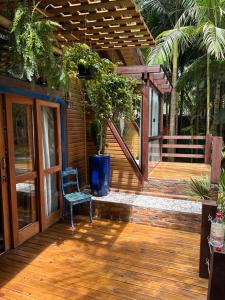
[37,0,155,51]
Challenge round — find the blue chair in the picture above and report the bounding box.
[62,167,92,227]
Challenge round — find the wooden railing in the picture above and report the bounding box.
[162,135,207,161]
[158,134,223,184]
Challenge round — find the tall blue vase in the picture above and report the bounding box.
[89,155,111,197]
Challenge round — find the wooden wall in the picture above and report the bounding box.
[66,79,142,191]
[65,79,87,187]
[105,126,142,191]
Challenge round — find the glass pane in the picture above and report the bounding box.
[149,88,160,137]
[0,191,4,252]
[41,106,57,169]
[12,104,35,175]
[149,140,161,172]
[114,95,142,167]
[16,180,37,230]
[44,173,59,216]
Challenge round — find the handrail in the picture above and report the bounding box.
[161,135,207,161]
[163,135,206,140]
[108,120,143,183]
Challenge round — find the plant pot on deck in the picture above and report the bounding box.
[89,155,111,197]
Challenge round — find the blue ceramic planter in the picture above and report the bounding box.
[89,155,111,197]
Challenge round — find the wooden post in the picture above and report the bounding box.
[208,248,225,300]
[141,82,149,181]
[199,201,217,278]
[205,134,212,164]
[211,136,223,184]
[160,95,164,161]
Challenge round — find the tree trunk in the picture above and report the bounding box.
[179,90,184,134]
[206,54,211,134]
[195,82,200,135]
[212,80,221,136]
[169,39,178,136]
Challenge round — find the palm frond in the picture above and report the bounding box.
[202,22,225,59]
[146,26,195,65]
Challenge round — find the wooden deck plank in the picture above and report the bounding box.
[149,162,211,181]
[0,218,208,300]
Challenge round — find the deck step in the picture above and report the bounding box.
[143,178,194,200]
[79,192,201,233]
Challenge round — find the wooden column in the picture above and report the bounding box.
[205,134,212,164]
[141,82,149,181]
[199,201,217,278]
[208,248,225,300]
[211,136,223,184]
[159,94,164,161]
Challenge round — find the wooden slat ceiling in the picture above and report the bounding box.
[37,0,155,51]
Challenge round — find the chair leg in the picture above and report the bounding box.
[89,200,92,223]
[70,204,74,228]
[63,200,67,219]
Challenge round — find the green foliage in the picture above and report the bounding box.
[9,4,60,88]
[86,73,140,153]
[60,43,113,90]
[189,177,211,200]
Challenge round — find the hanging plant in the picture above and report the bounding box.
[60,43,114,89]
[9,3,61,88]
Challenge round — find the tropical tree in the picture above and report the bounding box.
[179,0,225,134]
[137,0,187,135]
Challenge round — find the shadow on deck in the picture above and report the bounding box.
[0,217,208,300]
[145,162,211,200]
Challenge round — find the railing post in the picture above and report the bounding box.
[141,83,149,181]
[205,134,212,164]
[211,136,223,184]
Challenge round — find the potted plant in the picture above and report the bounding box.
[85,72,140,196]
[60,43,111,87]
[8,3,60,88]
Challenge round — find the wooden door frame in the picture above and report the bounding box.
[5,94,39,247]
[36,100,62,231]
[0,94,11,251]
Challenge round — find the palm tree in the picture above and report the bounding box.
[139,0,225,135]
[179,0,225,133]
[138,0,189,135]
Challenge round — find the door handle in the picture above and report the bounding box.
[1,176,7,183]
[1,157,6,170]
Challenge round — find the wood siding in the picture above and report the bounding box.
[105,126,142,191]
[65,79,87,187]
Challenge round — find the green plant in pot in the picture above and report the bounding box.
[9,3,61,88]
[60,43,113,89]
[86,72,140,196]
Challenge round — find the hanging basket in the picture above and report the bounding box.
[77,64,97,80]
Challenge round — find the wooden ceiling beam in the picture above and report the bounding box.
[55,17,143,30]
[55,24,147,35]
[116,66,162,74]
[46,8,138,22]
[41,0,133,14]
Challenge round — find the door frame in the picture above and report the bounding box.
[0,94,11,251]
[5,94,40,247]
[36,100,62,231]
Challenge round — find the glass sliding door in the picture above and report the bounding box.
[6,95,39,247]
[0,95,10,252]
[148,88,161,171]
[36,101,62,230]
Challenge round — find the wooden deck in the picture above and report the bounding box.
[149,162,211,181]
[0,217,208,300]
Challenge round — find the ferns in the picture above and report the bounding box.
[9,4,60,88]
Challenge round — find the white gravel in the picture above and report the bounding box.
[93,192,202,214]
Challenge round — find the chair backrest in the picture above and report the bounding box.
[62,167,80,195]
